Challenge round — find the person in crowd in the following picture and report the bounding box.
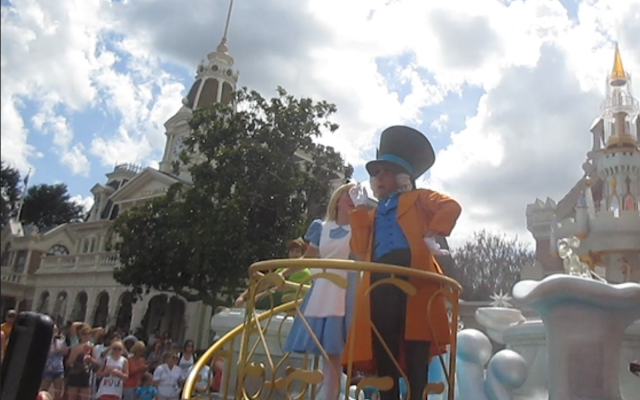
[631,359,640,378]
[123,341,148,400]
[281,183,359,400]
[67,322,87,346]
[234,239,312,309]
[177,339,198,381]
[37,391,54,400]
[95,340,129,400]
[147,329,162,349]
[135,373,158,400]
[122,334,138,353]
[152,350,183,400]
[0,309,16,339]
[185,361,213,397]
[343,126,461,400]
[0,310,16,363]
[92,329,108,361]
[159,339,173,363]
[40,324,68,400]
[66,325,99,400]
[133,326,148,344]
[210,353,225,393]
[0,330,5,364]
[146,341,164,373]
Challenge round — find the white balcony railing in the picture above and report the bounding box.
[0,266,29,286]
[39,252,120,272]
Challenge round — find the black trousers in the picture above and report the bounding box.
[371,249,430,400]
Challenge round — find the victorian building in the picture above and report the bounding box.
[526,45,640,283]
[0,1,347,348]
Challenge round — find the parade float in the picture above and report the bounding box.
[181,47,640,400]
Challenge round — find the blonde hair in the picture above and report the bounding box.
[130,340,146,354]
[110,340,124,350]
[325,183,356,221]
[164,350,179,363]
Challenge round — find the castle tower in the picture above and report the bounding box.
[159,0,239,179]
[527,45,640,283]
[597,44,640,215]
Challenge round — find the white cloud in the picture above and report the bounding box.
[431,114,450,132]
[90,127,153,167]
[2,0,640,250]
[70,194,94,214]
[60,144,91,177]
[1,0,184,174]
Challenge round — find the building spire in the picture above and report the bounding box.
[216,0,235,54]
[610,43,627,86]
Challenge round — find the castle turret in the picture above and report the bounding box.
[527,45,640,284]
[598,44,640,215]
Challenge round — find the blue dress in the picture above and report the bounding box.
[283,219,357,356]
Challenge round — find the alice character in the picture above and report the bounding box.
[282,183,359,400]
[342,126,461,400]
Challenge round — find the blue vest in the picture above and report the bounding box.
[373,193,410,261]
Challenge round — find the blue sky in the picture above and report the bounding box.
[2,0,638,245]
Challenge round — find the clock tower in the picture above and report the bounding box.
[159,0,239,181]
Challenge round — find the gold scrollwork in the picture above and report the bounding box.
[425,381,445,395]
[182,259,461,400]
[355,376,395,396]
[286,368,324,385]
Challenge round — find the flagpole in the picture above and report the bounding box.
[16,168,31,222]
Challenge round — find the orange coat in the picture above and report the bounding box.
[341,189,461,374]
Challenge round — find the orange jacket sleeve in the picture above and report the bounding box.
[349,208,373,261]
[421,190,461,236]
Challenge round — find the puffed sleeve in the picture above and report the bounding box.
[349,208,373,260]
[304,219,323,248]
[421,190,462,236]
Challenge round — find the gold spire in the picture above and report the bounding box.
[610,43,627,85]
[216,0,235,54]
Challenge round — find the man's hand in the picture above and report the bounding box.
[234,296,245,308]
[349,184,369,208]
[424,237,449,256]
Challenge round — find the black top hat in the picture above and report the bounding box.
[365,126,435,179]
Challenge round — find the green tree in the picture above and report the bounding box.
[112,87,353,306]
[447,230,535,301]
[21,183,85,230]
[1,162,22,227]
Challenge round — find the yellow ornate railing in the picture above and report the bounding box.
[182,259,461,400]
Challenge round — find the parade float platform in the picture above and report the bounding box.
[182,259,640,400]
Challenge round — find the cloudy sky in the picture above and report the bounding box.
[1,0,639,248]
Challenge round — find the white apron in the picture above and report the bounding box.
[303,220,352,318]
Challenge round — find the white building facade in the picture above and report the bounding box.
[1,14,347,348]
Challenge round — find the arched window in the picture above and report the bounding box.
[47,245,69,256]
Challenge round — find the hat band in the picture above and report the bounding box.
[378,154,414,175]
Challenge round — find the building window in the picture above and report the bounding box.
[13,250,28,273]
[1,242,11,266]
[47,245,69,256]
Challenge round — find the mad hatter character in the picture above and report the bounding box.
[343,126,461,400]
